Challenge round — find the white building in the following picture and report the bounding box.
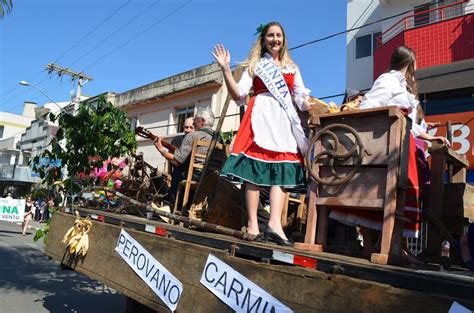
[115,63,241,172]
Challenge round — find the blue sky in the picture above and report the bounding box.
[1,0,348,115]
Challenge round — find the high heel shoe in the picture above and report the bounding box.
[246,233,263,242]
[263,227,293,247]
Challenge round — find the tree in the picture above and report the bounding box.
[0,0,13,18]
[32,95,137,190]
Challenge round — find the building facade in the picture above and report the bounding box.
[115,63,241,173]
[0,102,37,196]
[347,0,474,181]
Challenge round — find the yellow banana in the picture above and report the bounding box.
[63,212,93,256]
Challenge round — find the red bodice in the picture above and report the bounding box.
[252,73,295,95]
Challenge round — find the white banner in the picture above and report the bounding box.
[115,229,183,312]
[0,198,25,222]
[200,254,293,313]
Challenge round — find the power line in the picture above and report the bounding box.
[81,1,191,72]
[67,0,162,69]
[52,0,132,65]
[0,69,45,99]
[0,1,130,106]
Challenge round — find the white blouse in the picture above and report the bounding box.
[359,70,422,137]
[236,54,310,153]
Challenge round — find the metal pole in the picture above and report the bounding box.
[94,187,248,240]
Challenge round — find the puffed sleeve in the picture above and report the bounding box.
[293,68,311,111]
[236,68,252,106]
[408,105,422,137]
[359,73,398,109]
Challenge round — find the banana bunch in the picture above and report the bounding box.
[62,211,92,257]
[340,100,360,112]
[308,97,339,115]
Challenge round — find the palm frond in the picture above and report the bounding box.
[0,0,13,18]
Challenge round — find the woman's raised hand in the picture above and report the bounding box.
[212,44,231,69]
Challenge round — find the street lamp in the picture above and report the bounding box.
[19,80,68,113]
[19,80,73,213]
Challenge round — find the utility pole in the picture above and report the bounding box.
[45,63,93,212]
[46,63,93,111]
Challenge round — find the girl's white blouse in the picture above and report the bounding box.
[236,54,310,153]
[359,70,423,137]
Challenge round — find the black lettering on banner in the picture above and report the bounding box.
[150,268,161,288]
[241,288,263,312]
[261,301,276,313]
[204,262,218,283]
[168,285,181,305]
[145,259,155,277]
[136,253,146,270]
[227,278,244,306]
[117,234,126,248]
[159,274,171,296]
[274,79,286,90]
[214,271,228,295]
[262,60,272,69]
[130,245,139,264]
[123,239,132,257]
[270,68,280,80]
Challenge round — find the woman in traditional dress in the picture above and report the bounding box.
[330,45,449,257]
[212,22,311,246]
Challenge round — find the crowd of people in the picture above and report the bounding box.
[1,192,56,236]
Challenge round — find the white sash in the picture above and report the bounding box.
[255,58,308,155]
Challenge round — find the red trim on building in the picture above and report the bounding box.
[374,13,474,80]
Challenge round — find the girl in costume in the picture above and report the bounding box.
[330,45,449,258]
[212,22,312,246]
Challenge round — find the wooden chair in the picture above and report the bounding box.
[282,191,306,229]
[422,141,471,262]
[173,138,226,215]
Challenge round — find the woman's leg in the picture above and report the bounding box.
[245,183,260,235]
[268,186,289,240]
[23,218,29,235]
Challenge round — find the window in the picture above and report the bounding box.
[355,32,381,59]
[0,126,4,139]
[373,31,382,51]
[414,3,431,27]
[356,34,372,59]
[175,106,194,133]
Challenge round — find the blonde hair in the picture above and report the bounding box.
[239,22,296,77]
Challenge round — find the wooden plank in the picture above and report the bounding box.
[372,116,404,265]
[304,181,318,245]
[45,213,474,313]
[444,183,474,219]
[318,167,387,204]
[429,145,469,168]
[425,146,448,256]
[316,197,384,209]
[309,106,404,124]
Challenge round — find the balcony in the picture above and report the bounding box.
[374,1,474,80]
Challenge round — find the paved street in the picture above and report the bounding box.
[0,220,125,313]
